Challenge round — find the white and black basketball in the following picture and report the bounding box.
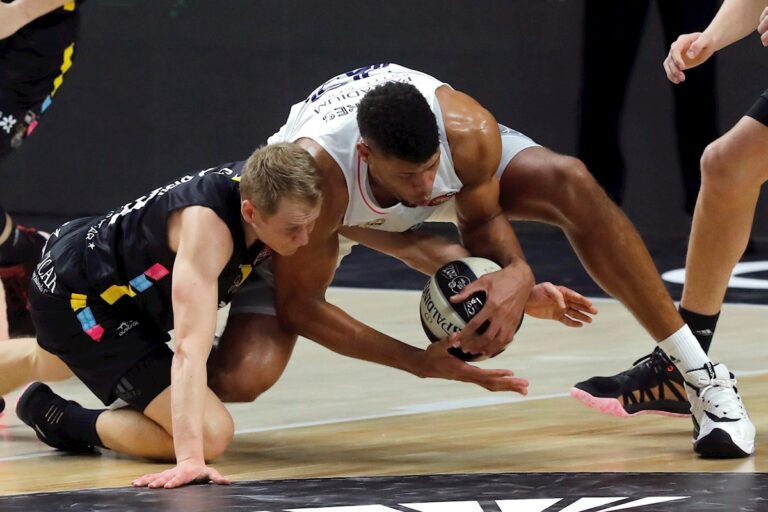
[419,257,501,361]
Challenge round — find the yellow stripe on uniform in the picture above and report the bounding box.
[51,44,75,97]
[100,285,137,305]
[231,176,241,182]
[70,293,87,311]
[64,1,76,11]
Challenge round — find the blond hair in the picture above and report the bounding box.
[240,143,322,216]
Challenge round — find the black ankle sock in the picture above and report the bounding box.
[679,306,720,354]
[61,404,107,449]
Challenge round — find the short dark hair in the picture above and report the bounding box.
[357,81,439,163]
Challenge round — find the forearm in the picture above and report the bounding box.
[283,298,428,377]
[705,0,767,50]
[460,213,527,268]
[170,346,208,463]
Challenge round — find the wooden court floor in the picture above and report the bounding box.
[0,287,766,496]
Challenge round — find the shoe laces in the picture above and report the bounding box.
[692,373,745,417]
[633,347,672,373]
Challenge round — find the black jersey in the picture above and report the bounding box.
[0,0,82,108]
[35,161,273,333]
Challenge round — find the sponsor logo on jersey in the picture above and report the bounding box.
[356,218,386,229]
[32,251,57,293]
[116,320,139,337]
[428,191,457,206]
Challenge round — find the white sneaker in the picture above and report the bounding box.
[684,362,755,458]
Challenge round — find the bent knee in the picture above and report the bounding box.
[700,137,768,190]
[202,408,234,460]
[210,371,279,403]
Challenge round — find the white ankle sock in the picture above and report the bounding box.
[658,324,710,373]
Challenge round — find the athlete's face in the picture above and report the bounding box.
[244,197,322,256]
[358,141,440,208]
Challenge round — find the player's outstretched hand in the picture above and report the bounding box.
[419,337,529,394]
[132,459,231,489]
[449,262,534,358]
[524,282,598,328]
[759,6,768,46]
[663,32,716,84]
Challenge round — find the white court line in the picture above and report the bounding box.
[233,391,571,436]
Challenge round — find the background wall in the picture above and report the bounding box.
[2,0,767,236]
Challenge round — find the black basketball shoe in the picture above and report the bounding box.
[570,347,691,417]
[16,383,95,452]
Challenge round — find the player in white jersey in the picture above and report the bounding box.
[218,63,753,457]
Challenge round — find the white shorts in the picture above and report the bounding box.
[229,124,539,316]
[429,124,539,223]
[496,124,539,179]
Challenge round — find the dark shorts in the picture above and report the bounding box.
[745,89,768,127]
[29,226,172,411]
[0,2,81,160]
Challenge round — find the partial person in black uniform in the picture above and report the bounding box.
[0,0,83,337]
[573,0,768,430]
[13,143,323,489]
[579,0,718,214]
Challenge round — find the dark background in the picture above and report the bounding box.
[2,0,767,236]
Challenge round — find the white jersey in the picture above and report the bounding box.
[268,64,462,235]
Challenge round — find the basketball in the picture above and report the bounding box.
[419,257,501,361]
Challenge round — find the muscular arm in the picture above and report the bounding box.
[0,0,73,39]
[275,139,528,393]
[437,87,534,351]
[169,207,233,467]
[340,225,470,275]
[275,140,428,374]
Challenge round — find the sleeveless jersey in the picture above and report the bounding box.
[268,63,462,234]
[0,0,83,108]
[36,161,272,332]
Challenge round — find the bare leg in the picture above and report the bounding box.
[208,313,296,403]
[0,338,72,395]
[681,117,768,314]
[96,386,234,461]
[499,146,682,341]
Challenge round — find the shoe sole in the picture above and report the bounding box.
[570,388,690,418]
[695,428,753,458]
[15,382,48,428]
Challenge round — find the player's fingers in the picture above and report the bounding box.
[207,469,232,486]
[567,309,593,323]
[663,56,679,83]
[669,42,687,71]
[132,473,161,487]
[449,280,481,302]
[148,473,174,489]
[462,306,492,337]
[559,316,584,328]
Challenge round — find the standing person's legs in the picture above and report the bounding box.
[496,138,754,457]
[578,0,650,204]
[681,98,768,319]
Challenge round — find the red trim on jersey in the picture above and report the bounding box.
[357,154,387,215]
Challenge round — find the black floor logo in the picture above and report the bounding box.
[281,496,689,511]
